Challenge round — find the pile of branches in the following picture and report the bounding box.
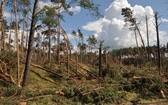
[0,59,16,84]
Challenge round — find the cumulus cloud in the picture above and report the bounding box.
[83,18,111,33]
[83,0,168,49]
[68,6,81,14]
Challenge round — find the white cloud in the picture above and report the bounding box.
[83,18,111,33]
[83,0,168,49]
[160,18,168,23]
[38,1,53,9]
[68,6,81,14]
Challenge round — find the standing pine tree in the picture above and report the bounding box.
[41,6,60,63]
[121,7,145,48]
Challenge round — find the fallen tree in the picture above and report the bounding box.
[0,60,16,84]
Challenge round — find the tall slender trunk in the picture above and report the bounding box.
[76,53,78,75]
[25,29,29,49]
[146,15,150,60]
[134,29,139,48]
[67,49,69,78]
[22,0,39,87]
[21,18,25,56]
[134,29,140,55]
[155,12,161,75]
[135,24,145,48]
[99,41,103,77]
[80,48,82,63]
[80,40,83,63]
[48,28,51,63]
[57,25,60,65]
[0,0,6,50]
[1,20,5,50]
[64,39,69,78]
[14,0,20,86]
[9,10,12,51]
[25,18,29,50]
[56,0,61,65]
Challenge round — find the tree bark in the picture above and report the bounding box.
[99,41,103,77]
[67,46,69,78]
[9,10,12,51]
[155,12,161,75]
[48,28,51,63]
[21,18,25,56]
[22,0,39,87]
[14,0,20,86]
[135,24,145,48]
[76,53,78,75]
[57,25,60,65]
[134,29,139,48]
[146,15,150,60]
[25,18,29,51]
[0,0,6,50]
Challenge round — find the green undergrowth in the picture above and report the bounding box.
[0,59,168,104]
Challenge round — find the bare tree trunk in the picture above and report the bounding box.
[146,15,150,60]
[76,53,78,75]
[48,28,51,63]
[0,0,6,50]
[80,49,82,63]
[56,0,61,65]
[99,41,103,77]
[21,18,25,56]
[22,0,39,87]
[9,10,12,51]
[2,20,5,50]
[67,48,69,78]
[25,30,29,49]
[25,18,29,51]
[1,20,5,50]
[134,29,140,56]
[155,12,161,75]
[14,0,20,86]
[135,24,145,48]
[57,25,60,65]
[134,29,139,48]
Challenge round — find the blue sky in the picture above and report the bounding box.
[3,0,168,49]
[62,0,112,35]
[61,0,112,30]
[131,0,168,14]
[60,0,168,49]
[62,0,168,33]
[131,0,168,31]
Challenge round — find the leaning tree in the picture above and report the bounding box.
[121,7,145,48]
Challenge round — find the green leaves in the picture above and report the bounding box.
[77,29,83,40]
[121,7,136,26]
[87,35,97,47]
[41,6,60,28]
[70,0,101,18]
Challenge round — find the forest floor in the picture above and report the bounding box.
[0,61,168,105]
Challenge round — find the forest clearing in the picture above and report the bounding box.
[0,0,168,105]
